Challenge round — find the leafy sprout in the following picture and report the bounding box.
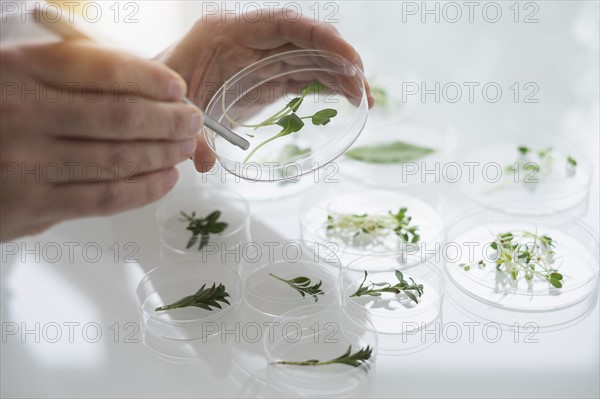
[505,146,577,185]
[460,230,563,288]
[269,273,324,302]
[350,270,424,304]
[155,283,230,312]
[326,207,420,244]
[180,210,228,251]
[275,345,373,369]
[221,80,337,163]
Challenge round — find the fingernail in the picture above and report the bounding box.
[164,168,179,186]
[169,80,185,101]
[180,138,196,156]
[190,112,202,134]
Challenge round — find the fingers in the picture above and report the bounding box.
[48,137,196,182]
[234,13,373,108]
[18,40,187,101]
[49,168,179,220]
[31,91,202,141]
[273,15,374,108]
[193,131,217,173]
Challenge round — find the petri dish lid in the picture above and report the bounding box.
[203,50,368,182]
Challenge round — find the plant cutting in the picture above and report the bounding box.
[504,146,577,183]
[269,273,324,302]
[345,140,434,164]
[155,283,230,312]
[180,210,228,251]
[222,81,337,163]
[275,345,373,369]
[326,207,420,244]
[459,230,564,288]
[350,270,424,304]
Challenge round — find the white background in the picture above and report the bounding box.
[1,1,599,397]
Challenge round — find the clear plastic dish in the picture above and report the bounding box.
[216,168,319,201]
[343,256,445,355]
[136,260,242,341]
[444,206,599,331]
[156,187,250,256]
[140,325,232,363]
[203,49,368,182]
[339,122,458,189]
[457,141,592,215]
[264,306,377,397]
[300,189,445,264]
[242,241,342,317]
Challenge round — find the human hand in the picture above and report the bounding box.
[0,40,203,241]
[157,10,374,172]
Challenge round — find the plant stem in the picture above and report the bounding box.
[243,134,281,163]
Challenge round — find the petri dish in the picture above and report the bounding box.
[213,165,320,201]
[343,256,445,355]
[242,241,342,317]
[339,122,458,189]
[444,206,599,331]
[140,326,232,363]
[264,306,377,397]
[136,260,242,342]
[203,49,368,182]
[301,189,445,265]
[156,187,250,256]
[457,141,592,215]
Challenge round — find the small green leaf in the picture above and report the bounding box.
[567,156,577,167]
[291,277,310,284]
[311,108,338,125]
[550,272,563,280]
[345,141,435,164]
[394,270,405,283]
[206,210,221,223]
[548,278,563,289]
[518,146,530,155]
[404,291,418,304]
[276,113,305,136]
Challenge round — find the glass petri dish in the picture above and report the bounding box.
[301,190,445,265]
[136,260,242,341]
[444,206,599,331]
[156,187,250,256]
[343,256,445,355]
[457,141,592,215]
[140,326,232,363]
[214,167,320,201]
[203,49,368,182]
[339,122,458,189]
[242,241,342,317]
[264,306,377,397]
